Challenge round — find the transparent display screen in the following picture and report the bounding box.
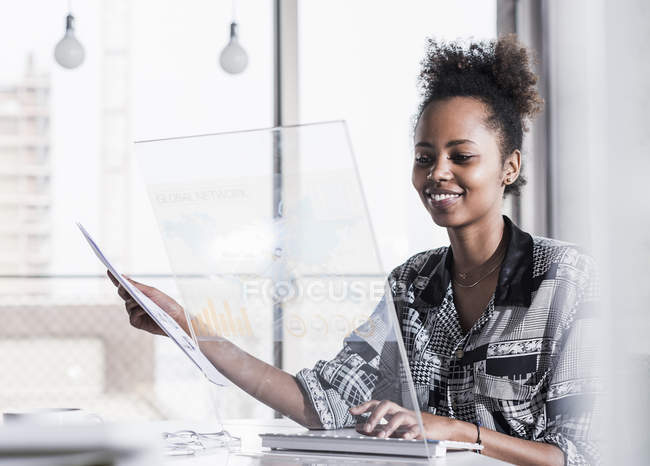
[135,122,432,457]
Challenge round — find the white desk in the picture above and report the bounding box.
[163,419,512,466]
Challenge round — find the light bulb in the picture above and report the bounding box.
[54,14,85,69]
[219,22,248,74]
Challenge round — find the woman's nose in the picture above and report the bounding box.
[427,156,452,181]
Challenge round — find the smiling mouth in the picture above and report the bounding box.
[428,193,462,201]
[425,192,463,209]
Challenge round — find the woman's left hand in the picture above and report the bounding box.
[349,400,458,441]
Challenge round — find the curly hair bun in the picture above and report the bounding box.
[416,35,544,196]
[492,37,544,121]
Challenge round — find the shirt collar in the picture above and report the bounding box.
[415,215,534,308]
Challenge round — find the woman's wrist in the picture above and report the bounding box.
[449,418,478,443]
[420,413,477,442]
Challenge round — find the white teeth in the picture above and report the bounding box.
[431,193,461,201]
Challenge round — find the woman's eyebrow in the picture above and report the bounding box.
[446,139,476,147]
[414,139,476,149]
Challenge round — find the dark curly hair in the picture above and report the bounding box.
[415,35,543,196]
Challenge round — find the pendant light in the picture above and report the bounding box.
[54,2,85,69]
[219,0,248,74]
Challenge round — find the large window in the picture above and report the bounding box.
[0,0,497,422]
[0,0,273,421]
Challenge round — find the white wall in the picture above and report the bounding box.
[546,1,650,464]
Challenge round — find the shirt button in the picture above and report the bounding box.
[455,349,464,359]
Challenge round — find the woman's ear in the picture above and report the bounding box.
[503,150,521,185]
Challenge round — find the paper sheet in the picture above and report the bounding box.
[77,222,228,386]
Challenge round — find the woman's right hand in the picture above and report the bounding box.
[107,270,189,336]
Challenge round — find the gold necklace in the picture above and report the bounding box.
[453,257,504,288]
[452,231,508,288]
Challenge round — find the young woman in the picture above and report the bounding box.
[110,36,598,466]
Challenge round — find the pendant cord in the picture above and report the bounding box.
[231,0,238,22]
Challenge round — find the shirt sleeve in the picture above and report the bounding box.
[295,294,397,429]
[540,251,602,465]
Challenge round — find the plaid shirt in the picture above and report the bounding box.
[296,216,600,465]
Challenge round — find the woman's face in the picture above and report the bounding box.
[412,96,516,229]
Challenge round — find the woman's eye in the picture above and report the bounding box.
[414,154,432,165]
[451,154,473,162]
